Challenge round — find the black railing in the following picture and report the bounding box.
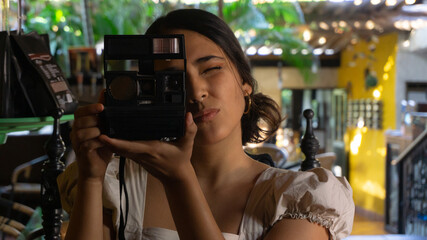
[385,129,427,236]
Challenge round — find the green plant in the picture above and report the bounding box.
[222,0,317,83]
[18,0,314,82]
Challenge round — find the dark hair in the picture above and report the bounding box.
[146,9,282,145]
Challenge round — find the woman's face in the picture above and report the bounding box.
[155,29,252,145]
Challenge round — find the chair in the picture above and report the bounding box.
[0,155,47,197]
[244,143,289,168]
[315,152,337,170]
[0,197,35,239]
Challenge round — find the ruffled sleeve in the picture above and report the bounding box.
[270,168,354,240]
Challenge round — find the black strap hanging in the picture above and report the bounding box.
[118,156,129,240]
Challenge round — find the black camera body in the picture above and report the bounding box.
[102,34,186,140]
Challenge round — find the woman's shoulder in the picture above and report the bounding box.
[258,167,352,195]
[243,167,354,240]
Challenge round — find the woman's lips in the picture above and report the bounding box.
[193,109,220,123]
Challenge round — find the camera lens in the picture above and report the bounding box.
[138,78,156,97]
[109,75,136,101]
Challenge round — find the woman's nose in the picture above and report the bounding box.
[186,74,208,104]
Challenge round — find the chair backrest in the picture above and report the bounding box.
[315,152,337,170]
[244,143,288,168]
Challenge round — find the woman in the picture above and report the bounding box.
[58,9,354,240]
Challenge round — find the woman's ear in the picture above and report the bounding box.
[242,82,253,96]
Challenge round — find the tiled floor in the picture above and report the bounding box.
[351,213,389,235]
[346,236,427,240]
[346,213,427,240]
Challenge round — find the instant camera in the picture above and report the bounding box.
[102,34,186,140]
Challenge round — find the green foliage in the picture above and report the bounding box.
[23,0,85,75]
[17,0,315,82]
[222,0,317,83]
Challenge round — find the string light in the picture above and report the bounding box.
[319,22,329,30]
[257,46,272,55]
[354,21,361,28]
[246,46,257,55]
[366,20,375,30]
[332,21,338,28]
[354,0,363,5]
[301,49,309,55]
[313,48,323,55]
[385,0,397,6]
[273,48,283,55]
[373,89,381,99]
[325,49,335,55]
[318,36,326,45]
[402,39,410,47]
[383,73,389,80]
[303,29,312,42]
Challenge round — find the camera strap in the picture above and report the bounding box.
[118,156,129,240]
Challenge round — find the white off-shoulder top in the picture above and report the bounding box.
[58,158,354,240]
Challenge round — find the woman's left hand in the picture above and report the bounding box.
[98,112,197,183]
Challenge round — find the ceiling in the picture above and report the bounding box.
[294,0,427,54]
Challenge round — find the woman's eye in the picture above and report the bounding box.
[202,66,222,74]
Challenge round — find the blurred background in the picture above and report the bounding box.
[1,0,427,239]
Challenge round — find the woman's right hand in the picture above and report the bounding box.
[70,103,113,182]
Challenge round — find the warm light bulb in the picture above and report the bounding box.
[318,36,326,45]
[301,49,309,55]
[405,0,416,5]
[354,21,361,28]
[246,46,257,55]
[373,89,381,99]
[325,49,335,55]
[303,29,312,42]
[273,48,283,55]
[402,40,410,48]
[383,73,389,80]
[332,21,338,28]
[319,22,329,30]
[257,46,272,56]
[385,0,397,6]
[313,48,323,55]
[366,20,375,30]
[354,0,363,5]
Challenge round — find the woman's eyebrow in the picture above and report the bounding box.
[194,55,224,64]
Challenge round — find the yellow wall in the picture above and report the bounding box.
[338,33,397,215]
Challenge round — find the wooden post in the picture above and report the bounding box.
[41,108,65,239]
[300,109,321,171]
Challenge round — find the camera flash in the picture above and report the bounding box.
[153,38,180,54]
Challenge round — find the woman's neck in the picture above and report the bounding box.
[190,132,254,188]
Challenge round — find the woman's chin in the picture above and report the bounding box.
[193,130,226,146]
